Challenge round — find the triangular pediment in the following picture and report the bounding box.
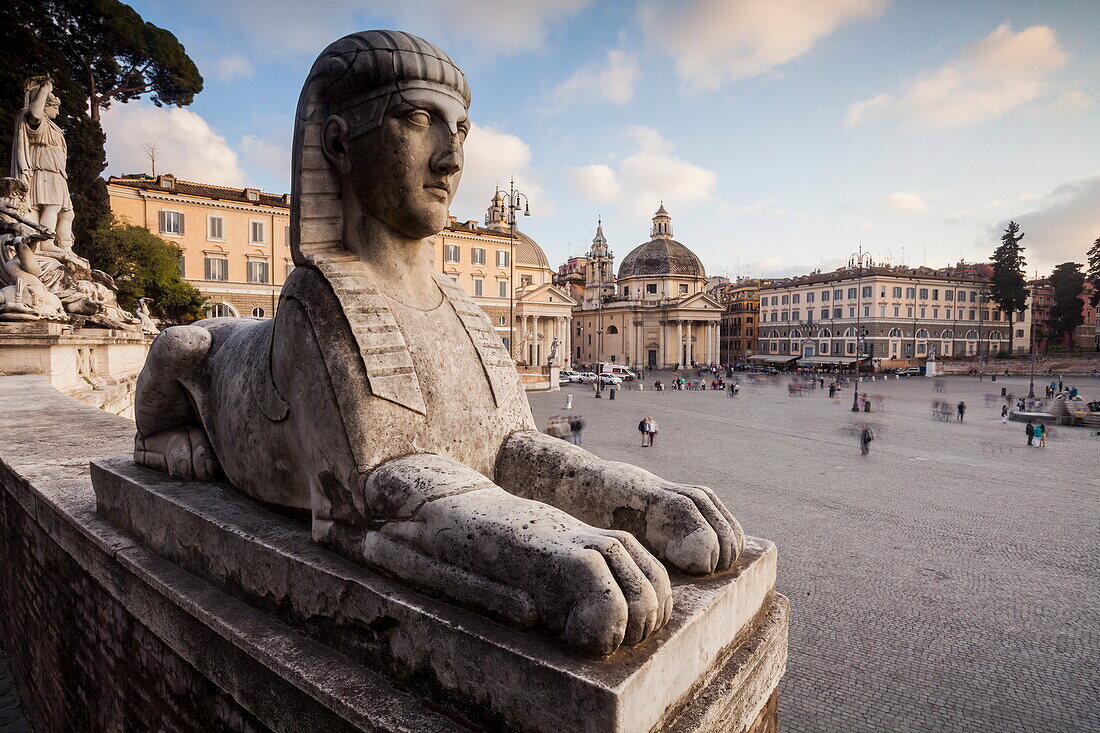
[675,292,723,310]
[516,283,577,306]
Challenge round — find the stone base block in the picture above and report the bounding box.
[92,456,787,732]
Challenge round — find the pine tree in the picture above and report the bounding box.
[1047,262,1085,348]
[1087,236,1100,307]
[989,221,1028,354]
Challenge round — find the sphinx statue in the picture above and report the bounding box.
[132,31,744,656]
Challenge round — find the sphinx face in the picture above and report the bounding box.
[343,89,469,241]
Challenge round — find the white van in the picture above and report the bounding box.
[598,364,636,381]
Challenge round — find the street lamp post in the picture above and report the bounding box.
[495,178,530,362]
[850,245,870,412]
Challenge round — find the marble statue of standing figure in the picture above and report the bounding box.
[132,31,745,657]
[11,77,85,267]
[0,177,67,320]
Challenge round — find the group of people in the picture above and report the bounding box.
[932,400,966,421]
[637,416,659,447]
[1024,420,1049,448]
[544,414,585,444]
[1045,380,1080,400]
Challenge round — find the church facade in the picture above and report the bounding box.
[567,206,723,370]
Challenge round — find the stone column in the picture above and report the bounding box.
[676,320,684,367]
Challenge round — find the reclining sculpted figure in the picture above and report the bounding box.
[133,31,744,656]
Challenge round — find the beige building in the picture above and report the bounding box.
[572,206,724,369]
[709,278,774,362]
[436,192,576,366]
[108,177,574,365]
[755,262,1032,367]
[108,174,292,319]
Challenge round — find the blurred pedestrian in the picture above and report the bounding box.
[957,401,966,421]
[569,414,585,445]
[859,424,874,455]
[646,416,659,446]
[1037,423,1047,448]
[1025,420,1034,446]
[638,416,651,447]
[1001,404,1008,424]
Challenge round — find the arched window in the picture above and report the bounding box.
[206,302,238,318]
[769,330,780,338]
[844,327,856,337]
[941,329,953,339]
[251,307,265,318]
[966,330,978,339]
[607,325,618,334]
[817,328,831,338]
[988,330,1002,340]
[915,329,928,339]
[888,328,902,337]
[789,329,802,339]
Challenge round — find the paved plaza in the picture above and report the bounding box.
[531,373,1100,733]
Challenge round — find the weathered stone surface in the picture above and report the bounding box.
[128,29,749,657]
[93,454,779,733]
[0,376,464,733]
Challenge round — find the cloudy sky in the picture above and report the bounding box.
[106,0,1100,278]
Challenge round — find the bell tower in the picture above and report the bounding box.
[583,218,615,308]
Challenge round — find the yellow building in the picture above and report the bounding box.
[108,174,291,319]
[436,192,576,366]
[108,177,575,366]
[572,205,724,369]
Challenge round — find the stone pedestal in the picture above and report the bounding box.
[92,456,787,732]
[0,322,150,416]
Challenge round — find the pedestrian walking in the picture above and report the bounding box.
[1025,420,1034,446]
[569,415,585,445]
[957,401,966,421]
[859,424,874,456]
[1001,405,1008,424]
[638,416,650,447]
[646,416,658,446]
[733,382,740,397]
[1037,423,1047,448]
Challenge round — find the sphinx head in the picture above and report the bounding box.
[304,32,471,243]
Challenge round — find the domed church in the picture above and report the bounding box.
[566,205,723,370]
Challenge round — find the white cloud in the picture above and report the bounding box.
[569,164,620,202]
[208,54,256,81]
[241,133,291,184]
[569,127,717,217]
[640,0,885,90]
[717,198,776,217]
[846,23,1078,128]
[882,191,928,214]
[192,0,588,59]
[450,122,548,220]
[553,50,640,107]
[102,103,246,185]
[1036,90,1095,118]
[992,174,1100,271]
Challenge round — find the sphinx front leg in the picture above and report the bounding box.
[314,454,672,656]
[495,432,745,574]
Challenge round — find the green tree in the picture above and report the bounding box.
[989,221,1029,354]
[1046,262,1085,348]
[1087,235,1100,307]
[0,0,202,253]
[82,217,205,323]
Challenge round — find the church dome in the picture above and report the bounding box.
[617,205,706,279]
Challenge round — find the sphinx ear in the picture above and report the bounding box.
[321,115,352,175]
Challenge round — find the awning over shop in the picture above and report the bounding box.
[797,356,858,365]
[747,355,799,364]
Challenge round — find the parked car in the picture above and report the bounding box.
[599,374,623,386]
[577,372,599,384]
[559,370,580,383]
[897,367,925,377]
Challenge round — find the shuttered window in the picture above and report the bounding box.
[207,215,225,240]
[204,256,228,281]
[250,221,266,244]
[247,259,270,284]
[159,210,183,235]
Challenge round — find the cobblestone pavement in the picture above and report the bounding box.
[531,373,1100,733]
